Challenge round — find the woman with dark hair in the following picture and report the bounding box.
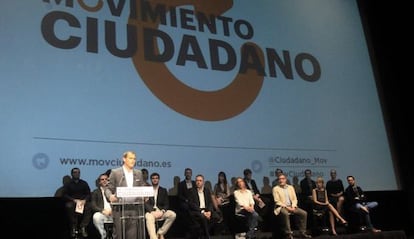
[213,171,232,233]
[214,171,231,206]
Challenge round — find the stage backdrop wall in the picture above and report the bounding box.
[0,0,399,197]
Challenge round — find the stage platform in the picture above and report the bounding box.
[1,196,411,239]
[309,230,407,239]
[173,230,408,239]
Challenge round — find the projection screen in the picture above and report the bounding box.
[0,0,398,197]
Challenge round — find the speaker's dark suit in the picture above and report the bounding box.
[104,167,144,239]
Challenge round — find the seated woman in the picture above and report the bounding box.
[312,176,347,236]
[326,169,345,216]
[233,177,260,239]
[213,171,232,233]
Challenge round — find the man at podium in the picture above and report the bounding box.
[105,150,146,239]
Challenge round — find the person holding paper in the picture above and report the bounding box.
[63,167,92,238]
[105,150,145,239]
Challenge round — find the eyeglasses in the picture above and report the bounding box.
[100,178,108,181]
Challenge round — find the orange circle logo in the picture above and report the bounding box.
[131,0,264,121]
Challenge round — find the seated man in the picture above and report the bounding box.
[187,174,221,239]
[272,168,290,187]
[142,168,151,186]
[63,167,92,238]
[243,168,268,214]
[344,175,381,233]
[91,173,113,239]
[273,173,312,239]
[144,172,177,239]
[177,168,196,211]
[299,169,316,230]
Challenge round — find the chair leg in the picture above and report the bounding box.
[104,222,114,239]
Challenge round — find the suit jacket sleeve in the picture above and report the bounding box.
[144,195,155,212]
[187,188,201,212]
[289,185,298,208]
[251,180,260,195]
[272,186,284,215]
[344,186,356,204]
[204,188,214,212]
[157,187,170,211]
[91,189,104,212]
[273,185,298,215]
[105,168,119,199]
[133,169,144,186]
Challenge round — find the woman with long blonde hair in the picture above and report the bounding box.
[312,176,347,235]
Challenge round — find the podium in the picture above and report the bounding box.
[111,186,154,239]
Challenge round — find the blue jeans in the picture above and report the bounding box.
[354,201,378,229]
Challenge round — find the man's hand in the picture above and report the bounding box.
[109,194,118,203]
[102,208,112,216]
[203,211,211,220]
[286,206,295,213]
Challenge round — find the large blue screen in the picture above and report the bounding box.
[0,0,398,197]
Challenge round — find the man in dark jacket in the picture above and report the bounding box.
[91,173,113,239]
[144,172,176,239]
[187,174,220,239]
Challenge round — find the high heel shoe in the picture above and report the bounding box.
[340,220,348,227]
